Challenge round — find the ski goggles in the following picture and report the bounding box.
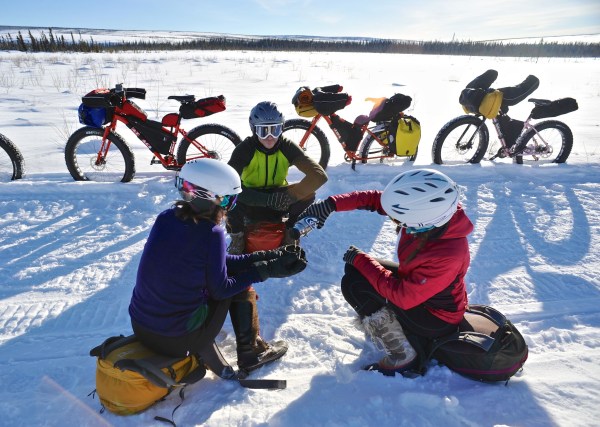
[218,194,238,211]
[176,178,237,211]
[390,218,435,234]
[255,123,283,139]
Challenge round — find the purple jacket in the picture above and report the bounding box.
[129,208,262,336]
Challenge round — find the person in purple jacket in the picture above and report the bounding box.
[129,159,307,375]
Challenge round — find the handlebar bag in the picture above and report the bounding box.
[78,104,113,127]
[292,87,317,117]
[312,90,350,115]
[180,96,226,119]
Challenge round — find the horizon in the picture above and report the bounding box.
[1,0,599,42]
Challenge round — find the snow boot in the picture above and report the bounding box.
[229,288,287,376]
[360,307,417,376]
[228,231,245,255]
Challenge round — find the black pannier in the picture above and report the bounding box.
[312,89,350,115]
[328,115,363,152]
[179,95,226,120]
[530,97,578,119]
[371,93,412,122]
[127,117,176,155]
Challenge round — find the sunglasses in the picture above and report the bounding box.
[255,123,283,139]
[177,178,237,211]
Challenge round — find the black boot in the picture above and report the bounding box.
[229,288,288,375]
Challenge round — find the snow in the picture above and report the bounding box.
[0,44,599,427]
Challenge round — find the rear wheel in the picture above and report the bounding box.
[177,124,241,165]
[0,133,24,181]
[513,120,573,164]
[282,119,330,169]
[65,127,135,182]
[432,115,489,164]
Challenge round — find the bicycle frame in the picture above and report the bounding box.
[96,101,213,170]
[298,114,393,162]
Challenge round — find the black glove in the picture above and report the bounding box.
[342,245,364,265]
[247,248,284,263]
[266,191,294,211]
[297,198,336,228]
[254,247,307,280]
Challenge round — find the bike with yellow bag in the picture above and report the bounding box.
[286,84,421,170]
[432,69,578,165]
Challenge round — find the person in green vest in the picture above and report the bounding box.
[225,101,327,372]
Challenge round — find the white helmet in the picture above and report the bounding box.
[380,169,459,229]
[176,159,241,210]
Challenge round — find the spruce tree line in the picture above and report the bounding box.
[0,29,598,58]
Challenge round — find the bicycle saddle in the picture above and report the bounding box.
[168,95,196,103]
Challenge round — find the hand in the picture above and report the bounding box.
[254,247,308,280]
[266,191,294,211]
[247,248,284,263]
[342,245,364,265]
[297,198,336,228]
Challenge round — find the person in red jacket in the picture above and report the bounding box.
[297,169,473,375]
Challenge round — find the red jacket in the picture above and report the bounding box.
[331,190,473,324]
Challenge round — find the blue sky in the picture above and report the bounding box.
[1,0,598,41]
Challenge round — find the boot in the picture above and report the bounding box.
[229,288,287,374]
[228,231,245,255]
[361,307,417,374]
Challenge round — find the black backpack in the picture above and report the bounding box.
[415,305,528,383]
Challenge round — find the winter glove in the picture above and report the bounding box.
[266,191,294,211]
[297,198,336,228]
[247,248,285,263]
[254,247,307,280]
[342,245,365,266]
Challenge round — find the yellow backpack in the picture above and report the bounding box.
[90,335,205,419]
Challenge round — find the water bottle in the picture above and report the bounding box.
[290,216,318,240]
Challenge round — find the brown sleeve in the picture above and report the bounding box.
[280,138,328,201]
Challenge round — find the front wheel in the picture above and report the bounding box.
[177,124,241,165]
[432,115,489,164]
[0,133,25,181]
[282,119,330,169]
[65,127,135,182]
[513,120,573,164]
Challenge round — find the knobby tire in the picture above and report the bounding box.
[65,127,135,182]
[513,120,573,164]
[282,119,330,169]
[432,115,489,164]
[0,133,25,181]
[176,124,241,165]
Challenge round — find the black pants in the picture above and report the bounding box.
[340,260,457,339]
[132,298,231,358]
[227,194,315,233]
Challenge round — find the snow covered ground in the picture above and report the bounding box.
[0,45,599,427]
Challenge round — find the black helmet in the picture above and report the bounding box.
[249,101,284,133]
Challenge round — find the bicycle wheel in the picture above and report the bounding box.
[282,119,330,169]
[177,124,241,165]
[359,134,393,164]
[513,120,573,165]
[65,127,135,182]
[432,115,489,164]
[0,133,25,181]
